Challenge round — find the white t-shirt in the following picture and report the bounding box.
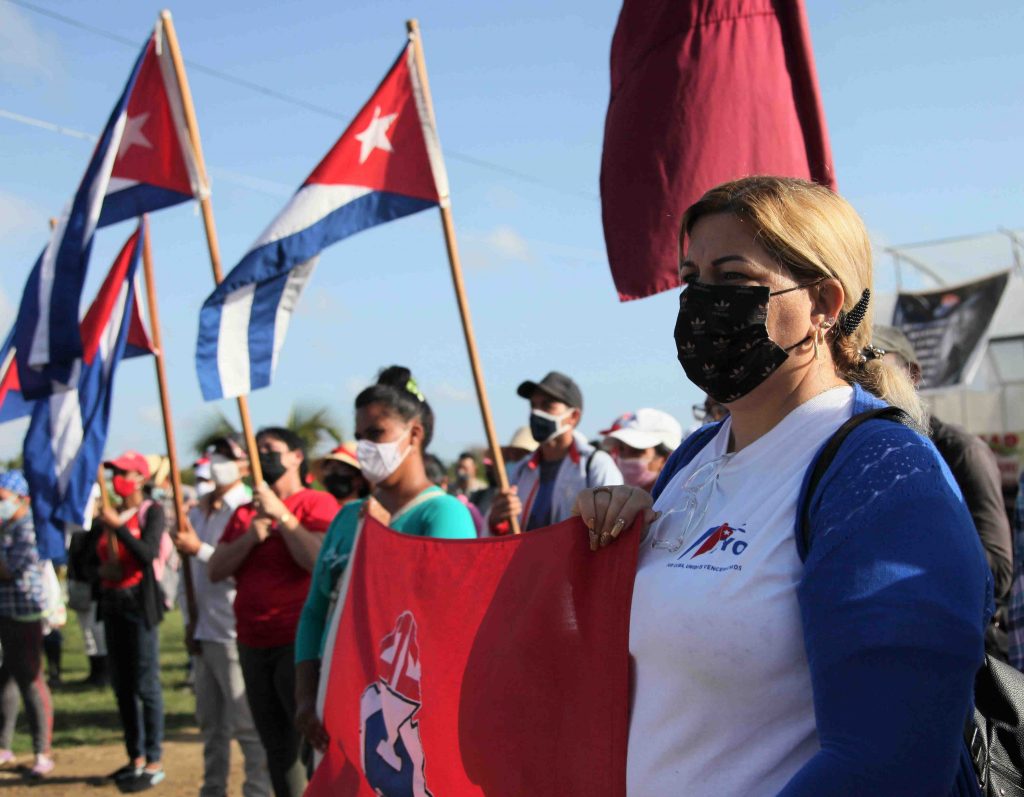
[181,482,250,643]
[627,386,854,797]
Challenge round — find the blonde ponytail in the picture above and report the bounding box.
[682,176,929,428]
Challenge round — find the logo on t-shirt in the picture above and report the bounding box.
[679,523,747,560]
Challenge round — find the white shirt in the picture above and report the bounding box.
[627,386,854,797]
[182,482,250,643]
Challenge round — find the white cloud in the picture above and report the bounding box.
[433,381,474,402]
[463,225,534,270]
[0,190,47,244]
[138,404,163,427]
[0,4,63,85]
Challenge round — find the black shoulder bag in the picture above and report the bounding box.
[799,406,1024,796]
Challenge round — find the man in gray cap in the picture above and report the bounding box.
[488,371,622,533]
[874,325,1012,659]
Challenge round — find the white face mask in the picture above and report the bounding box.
[196,481,215,498]
[357,427,412,485]
[0,498,21,522]
[209,455,240,487]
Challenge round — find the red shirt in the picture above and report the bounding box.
[219,488,338,648]
[97,510,144,590]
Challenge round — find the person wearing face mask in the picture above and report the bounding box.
[207,427,337,797]
[0,470,55,780]
[311,444,369,507]
[171,436,270,797]
[293,366,475,756]
[489,371,622,534]
[602,409,683,492]
[95,451,167,790]
[574,177,989,796]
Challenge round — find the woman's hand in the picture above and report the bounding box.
[295,698,329,753]
[252,481,287,522]
[249,516,273,543]
[573,486,659,551]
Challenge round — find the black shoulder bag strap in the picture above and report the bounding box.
[798,405,914,552]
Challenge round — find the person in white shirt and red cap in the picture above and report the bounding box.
[601,409,683,492]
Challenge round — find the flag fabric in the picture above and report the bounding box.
[600,0,836,301]
[195,40,449,401]
[0,275,152,425]
[22,223,154,563]
[306,516,638,797]
[0,330,34,425]
[14,19,202,392]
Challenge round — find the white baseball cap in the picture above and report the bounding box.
[603,408,682,451]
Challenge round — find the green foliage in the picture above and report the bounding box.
[189,411,239,457]
[285,405,343,455]
[189,404,343,459]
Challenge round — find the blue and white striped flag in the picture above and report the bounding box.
[195,42,447,400]
[14,20,203,396]
[22,223,153,564]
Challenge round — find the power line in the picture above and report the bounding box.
[5,0,600,203]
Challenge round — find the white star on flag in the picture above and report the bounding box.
[117,113,152,161]
[354,106,397,164]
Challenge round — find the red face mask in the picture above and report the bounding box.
[112,475,137,498]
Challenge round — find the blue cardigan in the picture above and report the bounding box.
[652,385,992,796]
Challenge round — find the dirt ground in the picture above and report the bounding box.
[0,734,249,796]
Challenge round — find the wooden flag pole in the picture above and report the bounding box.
[406,19,520,534]
[140,217,199,638]
[158,9,262,484]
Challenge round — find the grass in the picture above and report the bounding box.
[12,607,198,752]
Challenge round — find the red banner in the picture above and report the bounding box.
[307,516,639,797]
[601,0,836,301]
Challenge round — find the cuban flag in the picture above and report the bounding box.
[195,39,449,400]
[14,18,203,395]
[0,330,34,425]
[22,222,155,564]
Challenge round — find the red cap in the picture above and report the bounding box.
[104,450,151,479]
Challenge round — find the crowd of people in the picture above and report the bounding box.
[0,176,1021,795]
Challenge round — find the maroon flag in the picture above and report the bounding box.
[306,516,639,797]
[601,0,836,301]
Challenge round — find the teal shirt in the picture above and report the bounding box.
[294,486,475,662]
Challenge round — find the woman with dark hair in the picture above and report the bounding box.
[95,452,166,790]
[208,426,338,797]
[293,366,475,752]
[575,177,990,796]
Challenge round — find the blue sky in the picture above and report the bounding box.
[2,0,1022,464]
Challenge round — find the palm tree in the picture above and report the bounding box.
[190,411,240,457]
[189,405,343,458]
[286,405,343,454]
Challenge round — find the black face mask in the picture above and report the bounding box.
[322,472,356,501]
[258,451,288,485]
[673,281,812,403]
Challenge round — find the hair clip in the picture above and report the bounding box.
[839,289,870,336]
[405,378,425,402]
[858,344,886,365]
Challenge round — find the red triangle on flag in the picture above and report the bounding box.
[304,46,441,203]
[111,38,193,197]
[80,227,148,364]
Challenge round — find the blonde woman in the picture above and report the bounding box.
[577,177,990,796]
